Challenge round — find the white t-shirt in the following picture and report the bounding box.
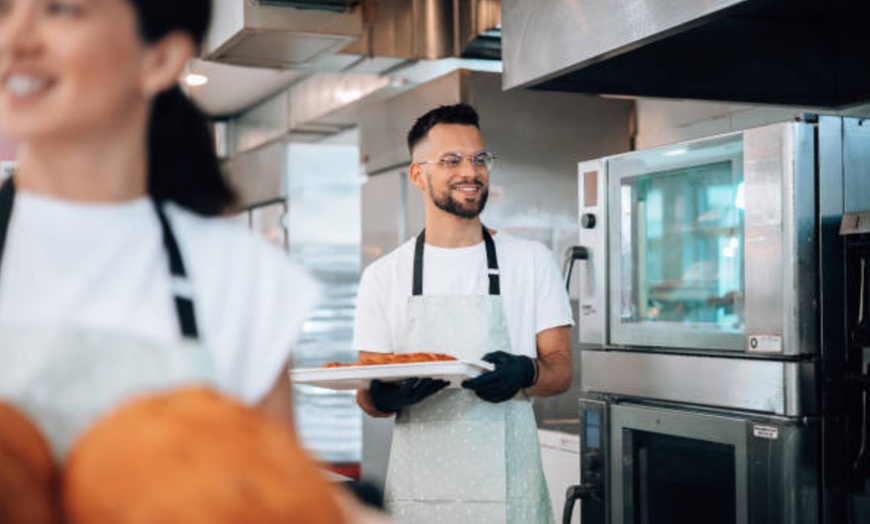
[0,192,320,404]
[352,231,573,358]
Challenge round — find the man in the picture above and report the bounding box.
[353,103,573,524]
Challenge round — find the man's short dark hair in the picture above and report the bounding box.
[407,103,480,154]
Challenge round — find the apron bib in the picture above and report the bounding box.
[384,227,553,524]
[0,179,214,460]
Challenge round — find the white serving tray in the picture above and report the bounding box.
[291,360,495,391]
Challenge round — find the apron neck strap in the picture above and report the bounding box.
[0,178,200,340]
[0,179,14,270]
[412,224,500,296]
[152,200,199,339]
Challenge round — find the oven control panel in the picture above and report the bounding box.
[576,160,607,345]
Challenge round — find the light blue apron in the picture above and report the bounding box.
[384,227,553,524]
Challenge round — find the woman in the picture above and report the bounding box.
[0,0,317,455]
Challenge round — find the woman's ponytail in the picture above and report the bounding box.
[147,86,236,216]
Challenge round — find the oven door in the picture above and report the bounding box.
[605,402,817,524]
[606,121,816,355]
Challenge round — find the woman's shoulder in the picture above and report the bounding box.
[164,203,308,278]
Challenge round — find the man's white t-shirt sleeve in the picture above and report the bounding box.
[352,264,394,354]
[534,245,575,334]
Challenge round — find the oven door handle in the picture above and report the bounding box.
[563,246,589,292]
[563,483,597,524]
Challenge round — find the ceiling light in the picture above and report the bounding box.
[184,73,209,87]
[663,148,688,157]
[335,88,362,104]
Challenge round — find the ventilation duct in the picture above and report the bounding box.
[204,0,363,68]
[343,0,501,61]
[205,0,500,70]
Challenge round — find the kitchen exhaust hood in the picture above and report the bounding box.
[204,0,362,68]
[502,0,870,108]
[205,0,501,70]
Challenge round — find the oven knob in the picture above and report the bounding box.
[581,213,596,229]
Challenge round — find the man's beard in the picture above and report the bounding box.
[428,177,489,219]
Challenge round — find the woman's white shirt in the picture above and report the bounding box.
[0,191,320,404]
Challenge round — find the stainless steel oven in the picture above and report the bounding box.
[576,120,816,355]
[577,395,818,524]
[564,115,870,524]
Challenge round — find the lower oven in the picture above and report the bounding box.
[574,395,818,524]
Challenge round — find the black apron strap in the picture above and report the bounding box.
[482,226,500,295]
[411,224,500,297]
[412,229,426,296]
[0,177,199,340]
[153,200,200,339]
[0,178,15,275]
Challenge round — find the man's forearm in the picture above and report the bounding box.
[526,325,573,397]
[526,351,572,397]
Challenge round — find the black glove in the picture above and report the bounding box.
[368,377,449,414]
[462,351,536,403]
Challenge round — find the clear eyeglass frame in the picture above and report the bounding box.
[417,151,497,171]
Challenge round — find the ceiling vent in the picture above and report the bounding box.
[204,0,363,69]
[316,0,501,61]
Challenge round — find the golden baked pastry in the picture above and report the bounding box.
[323,352,457,368]
[0,401,60,524]
[63,387,345,524]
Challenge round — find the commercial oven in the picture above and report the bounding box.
[575,120,816,355]
[563,116,870,524]
[574,396,818,524]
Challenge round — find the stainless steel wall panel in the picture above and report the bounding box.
[229,91,290,155]
[580,349,811,416]
[844,118,870,214]
[360,169,405,269]
[223,140,288,208]
[359,70,464,175]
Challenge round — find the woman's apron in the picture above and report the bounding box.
[384,226,553,524]
[0,179,214,460]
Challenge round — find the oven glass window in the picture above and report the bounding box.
[613,136,744,335]
[627,430,736,524]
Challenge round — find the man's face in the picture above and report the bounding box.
[414,124,490,220]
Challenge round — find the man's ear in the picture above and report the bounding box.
[140,32,196,97]
[409,162,427,193]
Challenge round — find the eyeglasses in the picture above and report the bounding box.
[416,151,497,171]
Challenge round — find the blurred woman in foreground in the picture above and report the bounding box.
[0,0,387,521]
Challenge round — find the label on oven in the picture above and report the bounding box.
[752,424,780,440]
[748,335,782,353]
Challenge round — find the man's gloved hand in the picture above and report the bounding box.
[461,351,537,403]
[368,377,449,414]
